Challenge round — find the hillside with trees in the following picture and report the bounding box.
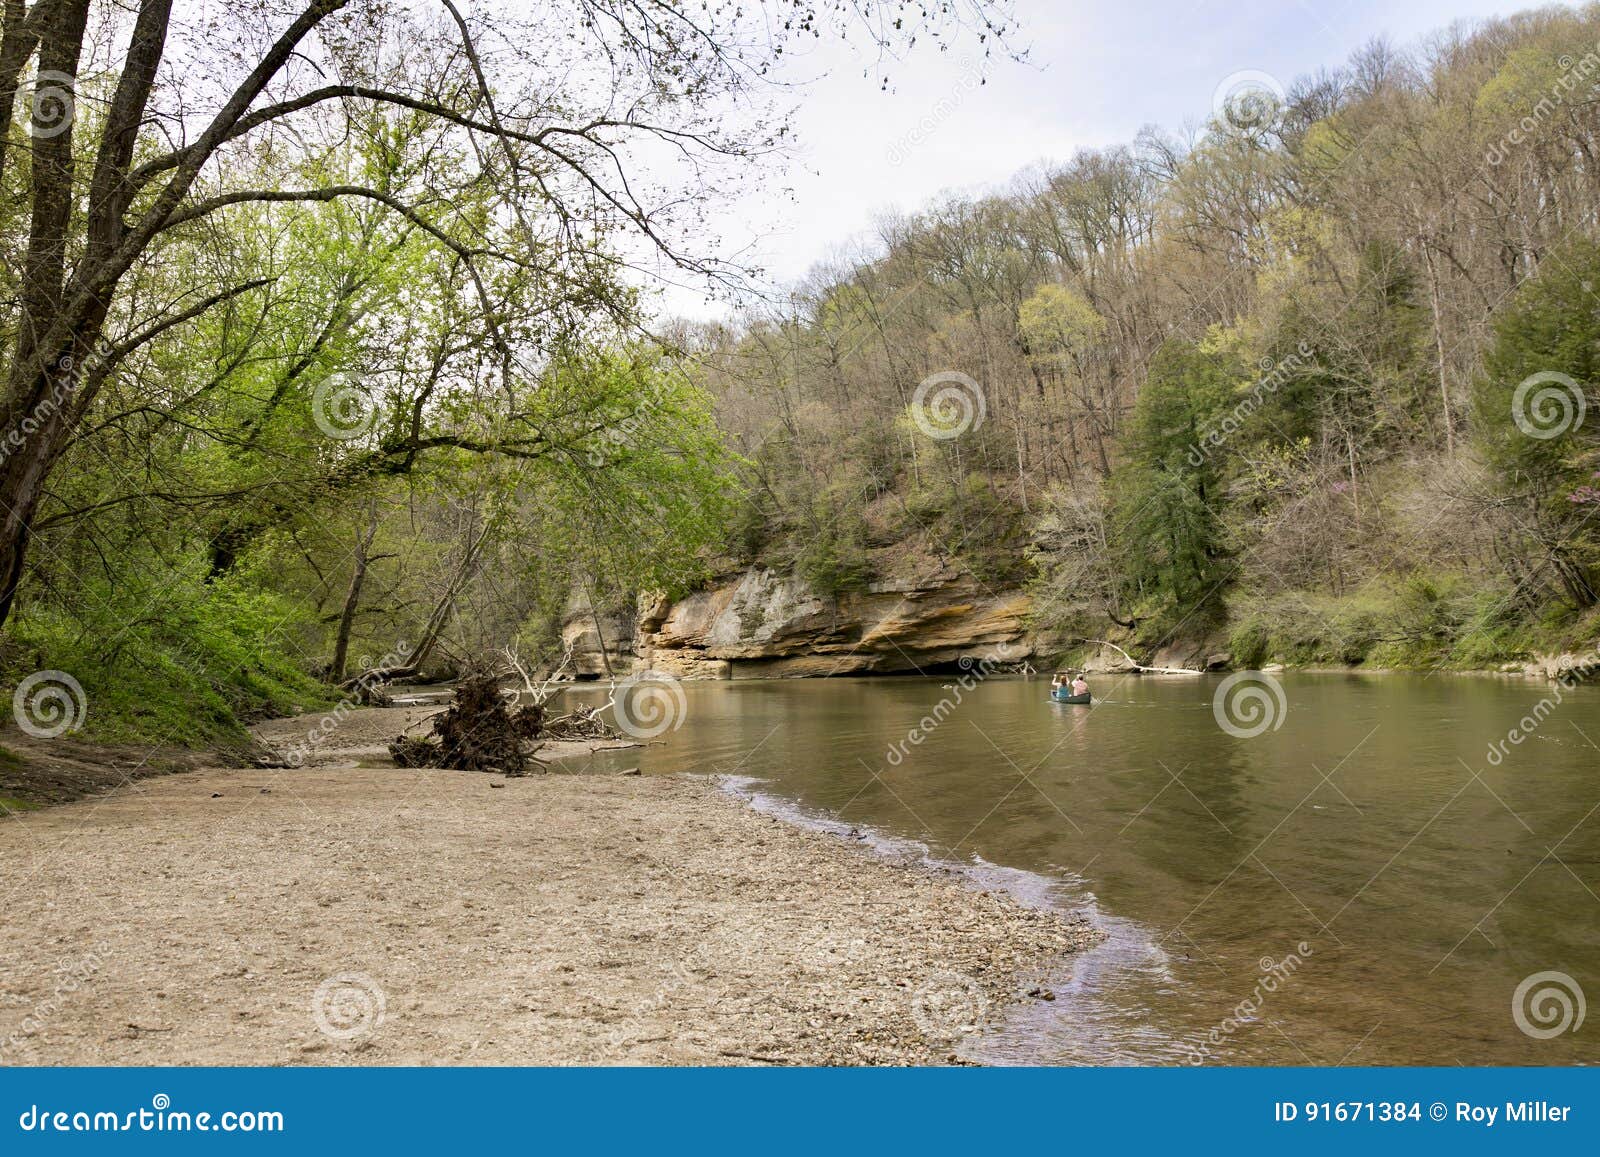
[695,3,1600,671]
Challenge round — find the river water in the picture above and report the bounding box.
[556,672,1600,1066]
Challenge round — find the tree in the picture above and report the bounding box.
[0,0,1014,634]
[1474,240,1600,609]
[1018,282,1110,475]
[1111,341,1234,622]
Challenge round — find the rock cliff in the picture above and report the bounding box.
[561,579,1591,681]
[562,565,1036,679]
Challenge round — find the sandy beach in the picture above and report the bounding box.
[0,713,1097,1066]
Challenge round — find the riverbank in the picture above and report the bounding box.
[0,719,1098,1065]
[559,558,1600,682]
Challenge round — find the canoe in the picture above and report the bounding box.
[1051,690,1091,704]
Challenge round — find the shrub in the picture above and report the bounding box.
[1,570,331,747]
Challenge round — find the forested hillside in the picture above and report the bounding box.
[697,3,1600,669]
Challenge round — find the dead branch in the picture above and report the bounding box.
[1084,639,1204,675]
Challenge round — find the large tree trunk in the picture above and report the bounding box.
[0,0,176,632]
[0,0,37,187]
[329,504,381,682]
[0,0,93,628]
[0,0,336,637]
[0,425,64,627]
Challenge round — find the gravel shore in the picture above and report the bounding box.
[0,727,1098,1065]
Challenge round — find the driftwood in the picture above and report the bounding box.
[338,665,407,694]
[386,653,629,773]
[542,704,618,740]
[1084,639,1204,675]
[499,643,622,740]
[501,642,571,705]
[388,670,546,774]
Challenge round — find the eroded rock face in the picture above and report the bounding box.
[559,592,639,679]
[567,566,1035,679]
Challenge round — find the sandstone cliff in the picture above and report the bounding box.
[562,564,1036,679]
[561,574,1589,682]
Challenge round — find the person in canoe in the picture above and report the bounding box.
[1051,671,1091,703]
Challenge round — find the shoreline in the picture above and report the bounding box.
[7,660,1583,811]
[0,716,1100,1066]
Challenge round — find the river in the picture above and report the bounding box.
[556,671,1600,1066]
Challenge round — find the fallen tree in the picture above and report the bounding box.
[387,656,629,774]
[389,671,545,774]
[1081,640,1204,675]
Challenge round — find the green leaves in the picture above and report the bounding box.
[1476,241,1600,486]
[1111,342,1235,623]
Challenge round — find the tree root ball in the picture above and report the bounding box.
[386,672,544,773]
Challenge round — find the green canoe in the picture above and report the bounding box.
[1051,690,1091,704]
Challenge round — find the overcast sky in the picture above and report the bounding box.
[654,0,1564,319]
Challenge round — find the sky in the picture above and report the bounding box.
[652,0,1569,319]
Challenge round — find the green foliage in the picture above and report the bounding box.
[1110,342,1234,625]
[787,482,875,597]
[16,0,1600,743]
[1018,284,1106,374]
[15,240,738,733]
[1223,576,1540,670]
[1473,238,1600,609]
[952,474,1030,586]
[794,526,874,597]
[557,345,743,598]
[1475,240,1600,496]
[1228,620,1272,668]
[1,567,332,746]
